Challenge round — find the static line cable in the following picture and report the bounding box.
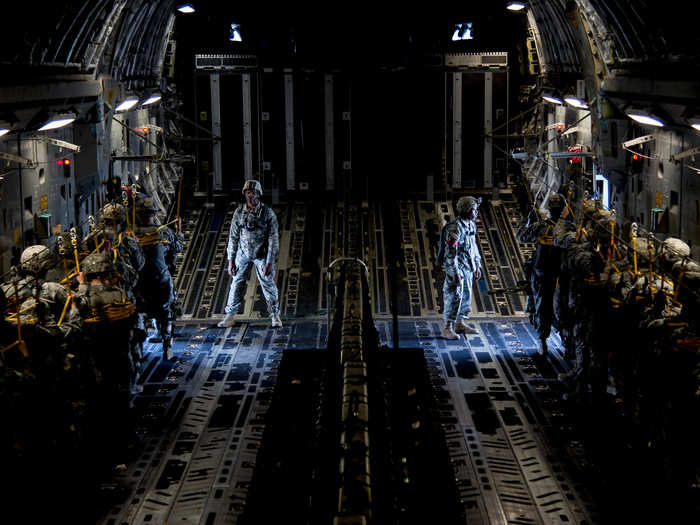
[622,144,659,160]
[163,106,222,140]
[488,102,542,135]
[132,186,137,234]
[176,174,183,219]
[111,116,162,152]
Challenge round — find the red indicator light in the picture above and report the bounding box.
[632,154,639,160]
[64,159,71,165]
[56,159,63,165]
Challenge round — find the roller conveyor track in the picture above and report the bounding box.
[209,209,236,316]
[396,198,515,319]
[184,211,227,318]
[374,318,597,525]
[98,326,599,524]
[172,198,534,322]
[173,208,207,296]
[491,200,527,313]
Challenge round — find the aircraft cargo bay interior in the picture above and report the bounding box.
[0,3,698,524]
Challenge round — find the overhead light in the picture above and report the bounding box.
[687,117,700,132]
[177,4,195,13]
[542,93,563,105]
[141,94,162,106]
[229,23,242,42]
[625,108,664,127]
[564,95,589,109]
[38,113,76,131]
[0,117,13,137]
[507,1,527,11]
[115,97,139,112]
[452,22,473,41]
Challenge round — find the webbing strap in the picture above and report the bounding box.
[57,295,71,326]
[85,300,136,323]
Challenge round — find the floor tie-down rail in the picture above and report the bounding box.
[241,259,464,524]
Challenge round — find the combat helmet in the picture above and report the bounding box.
[456,195,482,215]
[593,210,614,245]
[20,245,53,275]
[547,193,565,210]
[661,237,690,265]
[135,196,159,225]
[136,196,158,215]
[582,199,597,218]
[81,252,114,278]
[100,203,125,223]
[242,179,262,197]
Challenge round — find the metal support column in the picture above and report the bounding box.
[284,70,295,191]
[484,71,493,188]
[324,74,335,191]
[242,73,253,181]
[452,72,462,189]
[210,74,222,190]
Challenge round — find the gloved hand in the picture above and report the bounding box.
[263,263,273,277]
[228,259,236,276]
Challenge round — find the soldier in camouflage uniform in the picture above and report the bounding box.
[98,202,148,385]
[1,245,53,305]
[2,245,85,334]
[219,179,281,328]
[553,203,607,402]
[1,248,85,506]
[516,194,565,355]
[99,202,145,301]
[134,196,183,360]
[76,251,137,471]
[437,195,482,339]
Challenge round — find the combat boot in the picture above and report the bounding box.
[538,336,548,356]
[455,318,478,335]
[218,314,236,328]
[441,321,459,340]
[271,314,283,328]
[162,337,174,361]
[148,318,163,342]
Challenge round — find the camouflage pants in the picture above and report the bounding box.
[225,251,280,316]
[530,271,557,340]
[442,262,474,322]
